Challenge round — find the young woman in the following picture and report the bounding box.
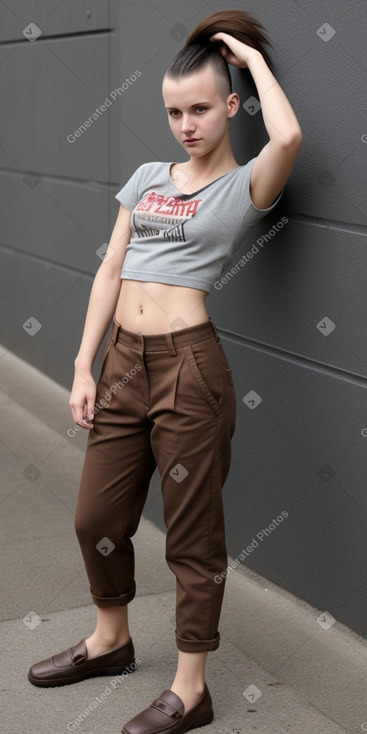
[29,9,302,734]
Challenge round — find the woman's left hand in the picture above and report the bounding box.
[209,32,259,68]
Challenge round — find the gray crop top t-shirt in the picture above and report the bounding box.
[115,158,283,293]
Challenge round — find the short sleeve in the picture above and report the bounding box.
[115,164,145,210]
[239,156,284,226]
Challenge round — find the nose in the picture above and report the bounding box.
[180,115,196,134]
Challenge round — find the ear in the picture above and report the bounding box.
[227,92,240,118]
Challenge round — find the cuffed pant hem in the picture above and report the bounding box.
[90,581,136,607]
[175,630,220,652]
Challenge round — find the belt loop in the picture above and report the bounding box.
[209,316,220,342]
[111,319,120,345]
[164,331,177,356]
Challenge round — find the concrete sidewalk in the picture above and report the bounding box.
[0,347,366,734]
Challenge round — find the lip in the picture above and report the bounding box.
[184,138,201,144]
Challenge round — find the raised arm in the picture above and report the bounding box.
[210,31,303,209]
[69,204,131,429]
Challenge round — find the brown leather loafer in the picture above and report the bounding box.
[28,637,136,687]
[121,684,213,734]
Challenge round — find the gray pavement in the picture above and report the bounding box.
[1,347,366,734]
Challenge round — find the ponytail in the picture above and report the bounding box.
[165,9,273,95]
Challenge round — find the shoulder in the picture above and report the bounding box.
[239,157,257,174]
[228,158,257,187]
[226,158,256,191]
[135,160,168,174]
[128,160,168,182]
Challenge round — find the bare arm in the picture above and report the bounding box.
[244,49,302,209]
[69,203,132,428]
[210,32,303,209]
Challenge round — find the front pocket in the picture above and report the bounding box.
[226,368,233,385]
[98,337,113,383]
[186,343,223,418]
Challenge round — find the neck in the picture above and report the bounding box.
[186,136,238,177]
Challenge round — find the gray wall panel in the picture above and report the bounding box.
[0,1,111,42]
[228,3,367,226]
[206,221,367,378]
[0,172,110,272]
[0,246,106,389]
[1,0,367,642]
[0,35,111,180]
[144,336,367,637]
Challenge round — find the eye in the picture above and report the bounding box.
[168,106,208,117]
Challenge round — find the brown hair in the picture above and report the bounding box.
[164,9,273,97]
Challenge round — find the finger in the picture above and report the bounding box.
[209,32,227,41]
[210,33,228,47]
[209,34,231,59]
[71,404,93,429]
[75,413,93,430]
[86,402,95,421]
[80,418,94,430]
[70,405,84,425]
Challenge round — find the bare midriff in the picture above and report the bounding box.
[114,278,209,335]
[113,161,241,334]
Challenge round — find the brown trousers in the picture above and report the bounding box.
[74,316,236,652]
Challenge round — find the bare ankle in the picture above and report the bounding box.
[170,682,205,713]
[87,606,130,655]
[85,632,130,657]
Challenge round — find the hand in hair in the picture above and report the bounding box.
[184,9,274,71]
[209,31,260,69]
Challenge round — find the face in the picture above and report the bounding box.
[162,63,239,157]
